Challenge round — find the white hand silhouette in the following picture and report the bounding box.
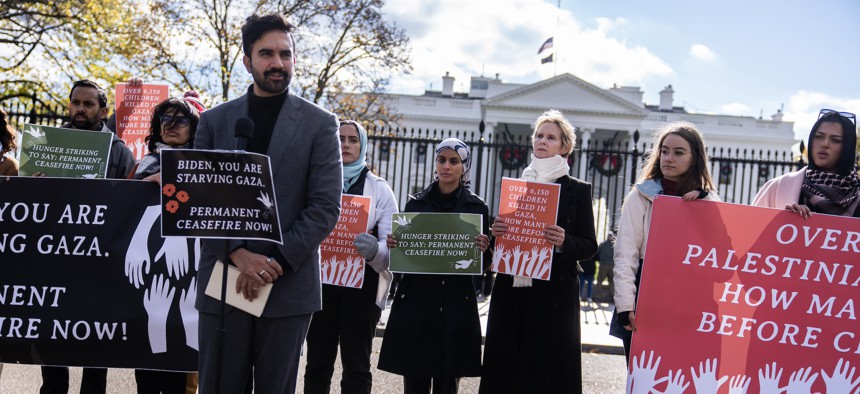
[728,374,750,394]
[758,362,784,394]
[193,238,201,270]
[690,358,728,394]
[785,367,817,394]
[660,369,689,394]
[142,274,175,353]
[156,236,189,279]
[822,358,860,394]
[179,277,198,350]
[125,205,160,288]
[630,350,668,394]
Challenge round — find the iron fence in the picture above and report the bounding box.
[3,102,803,241]
[364,125,803,240]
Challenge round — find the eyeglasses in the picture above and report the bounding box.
[160,115,191,128]
[818,109,856,125]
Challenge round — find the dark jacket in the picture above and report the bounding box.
[480,175,597,394]
[377,182,490,378]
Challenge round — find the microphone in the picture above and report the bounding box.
[234,117,255,151]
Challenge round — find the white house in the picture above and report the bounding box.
[369,72,798,231]
[384,72,795,154]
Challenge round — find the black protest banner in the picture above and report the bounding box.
[0,177,198,371]
[160,149,282,243]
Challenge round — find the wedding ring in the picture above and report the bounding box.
[266,257,272,263]
[259,269,267,276]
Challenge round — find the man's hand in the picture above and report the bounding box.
[229,248,284,300]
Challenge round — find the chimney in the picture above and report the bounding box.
[442,72,454,97]
[659,85,674,111]
[771,107,784,122]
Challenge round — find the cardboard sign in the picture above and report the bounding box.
[319,194,372,288]
[17,124,113,178]
[159,149,282,243]
[491,177,560,280]
[628,196,860,394]
[390,212,483,275]
[115,83,169,161]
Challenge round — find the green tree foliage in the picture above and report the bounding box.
[0,1,144,105]
[0,0,411,125]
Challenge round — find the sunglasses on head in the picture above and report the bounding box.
[160,114,191,128]
[818,109,856,125]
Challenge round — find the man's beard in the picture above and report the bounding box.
[253,69,291,94]
[72,114,99,130]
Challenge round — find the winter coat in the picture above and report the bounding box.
[359,170,399,310]
[480,175,598,394]
[377,182,490,378]
[613,179,721,313]
[752,167,806,209]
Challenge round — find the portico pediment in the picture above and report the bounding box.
[482,73,648,118]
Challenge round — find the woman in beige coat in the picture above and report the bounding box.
[610,121,720,361]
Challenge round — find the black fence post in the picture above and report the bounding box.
[629,129,640,186]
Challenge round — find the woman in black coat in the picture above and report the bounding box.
[480,110,598,394]
[377,138,491,394]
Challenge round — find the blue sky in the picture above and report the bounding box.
[382,0,860,140]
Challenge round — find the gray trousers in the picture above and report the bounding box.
[197,309,312,394]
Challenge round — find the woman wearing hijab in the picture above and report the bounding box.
[303,120,398,394]
[753,109,858,218]
[378,138,491,394]
[480,110,597,393]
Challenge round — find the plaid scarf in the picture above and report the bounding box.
[802,168,860,216]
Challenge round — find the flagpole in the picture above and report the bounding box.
[555,0,560,77]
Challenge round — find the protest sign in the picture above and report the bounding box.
[390,213,483,274]
[159,149,282,243]
[628,196,860,394]
[0,177,198,371]
[115,83,169,161]
[17,124,112,178]
[491,177,560,280]
[320,194,372,288]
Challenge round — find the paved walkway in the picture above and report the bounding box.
[376,296,624,355]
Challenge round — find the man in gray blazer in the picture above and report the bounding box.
[194,13,342,394]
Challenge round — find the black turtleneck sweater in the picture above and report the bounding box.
[246,85,289,154]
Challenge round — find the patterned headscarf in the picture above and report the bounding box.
[802,167,860,216]
[434,137,471,190]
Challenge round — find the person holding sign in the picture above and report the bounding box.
[0,110,9,383]
[53,79,134,179]
[131,94,204,181]
[378,138,491,394]
[193,13,342,394]
[129,95,203,394]
[304,120,398,393]
[610,121,719,361]
[39,79,134,394]
[0,108,17,176]
[753,109,858,218]
[480,110,597,393]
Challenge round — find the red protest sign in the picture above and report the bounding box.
[491,177,560,280]
[629,196,859,394]
[320,194,372,288]
[115,83,169,161]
